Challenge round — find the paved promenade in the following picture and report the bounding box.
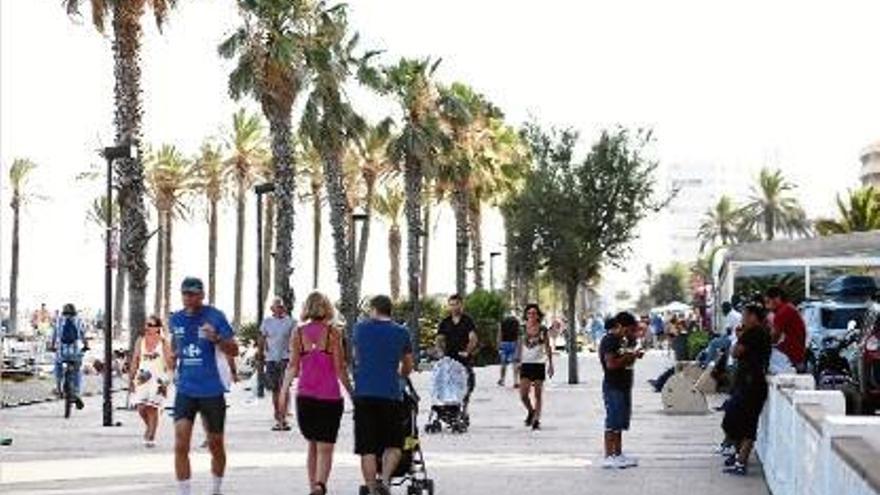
[0,350,769,494]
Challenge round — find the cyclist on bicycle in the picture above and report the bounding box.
[49,303,87,409]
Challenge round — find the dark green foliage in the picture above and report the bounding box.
[736,272,806,305]
[650,264,689,305]
[238,321,260,347]
[464,290,509,366]
[687,329,711,360]
[393,297,444,352]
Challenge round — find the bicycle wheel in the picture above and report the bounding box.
[64,365,73,419]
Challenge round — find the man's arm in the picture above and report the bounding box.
[400,351,415,377]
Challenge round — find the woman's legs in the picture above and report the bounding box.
[314,442,335,490]
[519,379,533,413]
[147,407,160,441]
[307,441,317,488]
[533,381,544,421]
[137,405,149,439]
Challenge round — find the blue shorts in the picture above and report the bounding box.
[498,341,518,364]
[603,382,632,432]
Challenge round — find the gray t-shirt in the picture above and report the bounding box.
[261,315,294,362]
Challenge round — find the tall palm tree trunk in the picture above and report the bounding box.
[404,157,423,361]
[469,200,484,290]
[420,200,430,297]
[9,193,21,334]
[270,117,296,310]
[261,195,275,308]
[113,1,151,353]
[233,180,245,330]
[321,150,358,344]
[355,179,375,294]
[312,185,322,289]
[452,185,469,296]
[153,210,164,317]
[162,210,173,320]
[390,225,402,301]
[208,198,218,305]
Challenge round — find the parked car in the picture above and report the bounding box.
[850,302,880,414]
[824,275,878,300]
[800,299,869,370]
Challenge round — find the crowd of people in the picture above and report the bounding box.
[35,276,811,492]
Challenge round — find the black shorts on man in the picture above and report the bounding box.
[174,394,227,434]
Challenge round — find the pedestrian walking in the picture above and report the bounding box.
[258,297,295,431]
[169,277,239,495]
[279,292,352,495]
[437,294,478,407]
[599,312,643,469]
[722,303,771,476]
[497,311,521,387]
[517,303,554,430]
[129,315,174,447]
[353,295,414,495]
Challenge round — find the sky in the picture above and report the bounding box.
[2,0,880,322]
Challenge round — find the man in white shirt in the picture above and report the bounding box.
[257,297,295,431]
[724,302,743,368]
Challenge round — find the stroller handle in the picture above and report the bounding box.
[401,376,420,403]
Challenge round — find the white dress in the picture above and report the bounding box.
[134,338,170,408]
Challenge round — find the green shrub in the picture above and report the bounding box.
[392,297,444,352]
[238,321,260,347]
[687,329,711,360]
[464,290,509,366]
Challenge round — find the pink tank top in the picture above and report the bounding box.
[296,322,342,401]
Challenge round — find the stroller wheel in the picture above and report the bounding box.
[407,485,421,495]
[425,479,435,495]
[359,485,370,495]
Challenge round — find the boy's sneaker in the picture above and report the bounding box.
[723,455,737,467]
[723,461,748,476]
[715,443,735,456]
[601,456,625,469]
[617,454,639,467]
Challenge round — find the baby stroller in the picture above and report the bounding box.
[424,356,470,434]
[359,378,435,495]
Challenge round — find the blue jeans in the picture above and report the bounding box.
[498,341,518,364]
[603,382,632,432]
[54,357,82,396]
[698,335,731,367]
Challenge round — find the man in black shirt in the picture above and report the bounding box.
[599,312,643,469]
[437,294,478,405]
[497,312,521,387]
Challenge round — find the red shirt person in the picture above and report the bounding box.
[765,286,806,369]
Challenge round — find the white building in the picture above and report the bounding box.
[860,140,880,188]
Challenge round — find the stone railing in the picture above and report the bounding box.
[756,374,880,495]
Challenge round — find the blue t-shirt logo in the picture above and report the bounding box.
[170,306,234,398]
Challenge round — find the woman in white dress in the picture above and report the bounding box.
[129,315,174,447]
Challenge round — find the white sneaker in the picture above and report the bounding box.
[601,456,624,469]
[618,454,639,467]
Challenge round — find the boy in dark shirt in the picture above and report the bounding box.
[599,312,644,469]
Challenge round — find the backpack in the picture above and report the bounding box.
[60,318,79,345]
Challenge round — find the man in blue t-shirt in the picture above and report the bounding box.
[352,295,414,495]
[169,277,238,495]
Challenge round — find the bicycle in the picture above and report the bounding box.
[59,345,87,418]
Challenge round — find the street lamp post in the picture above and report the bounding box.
[489,251,501,292]
[100,141,136,428]
[254,183,275,399]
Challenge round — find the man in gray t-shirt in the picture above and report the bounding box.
[258,298,295,430]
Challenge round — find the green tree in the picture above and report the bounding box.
[698,195,744,251]
[146,145,194,320]
[815,186,880,236]
[385,57,445,360]
[224,109,269,330]
[64,0,176,349]
[516,123,661,383]
[741,168,811,241]
[193,141,227,305]
[220,0,310,310]
[374,184,405,301]
[649,263,688,305]
[7,159,37,333]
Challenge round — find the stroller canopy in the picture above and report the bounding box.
[431,357,469,405]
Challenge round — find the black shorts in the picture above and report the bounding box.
[174,394,227,434]
[264,360,288,392]
[297,395,344,444]
[520,363,546,382]
[354,397,404,455]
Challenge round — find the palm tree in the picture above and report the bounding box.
[64,0,176,352]
[295,139,324,289]
[697,195,742,251]
[299,2,379,341]
[146,145,194,319]
[224,109,269,330]
[7,159,37,334]
[86,195,126,337]
[374,185,405,301]
[815,186,880,236]
[385,57,445,359]
[193,141,227,305]
[741,168,811,241]
[220,0,311,310]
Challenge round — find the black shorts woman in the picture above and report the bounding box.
[517,303,554,430]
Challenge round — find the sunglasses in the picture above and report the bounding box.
[146,322,162,328]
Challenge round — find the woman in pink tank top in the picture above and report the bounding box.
[281,292,352,495]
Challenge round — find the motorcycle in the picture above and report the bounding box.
[811,321,861,411]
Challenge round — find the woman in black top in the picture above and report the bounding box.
[722,303,771,476]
